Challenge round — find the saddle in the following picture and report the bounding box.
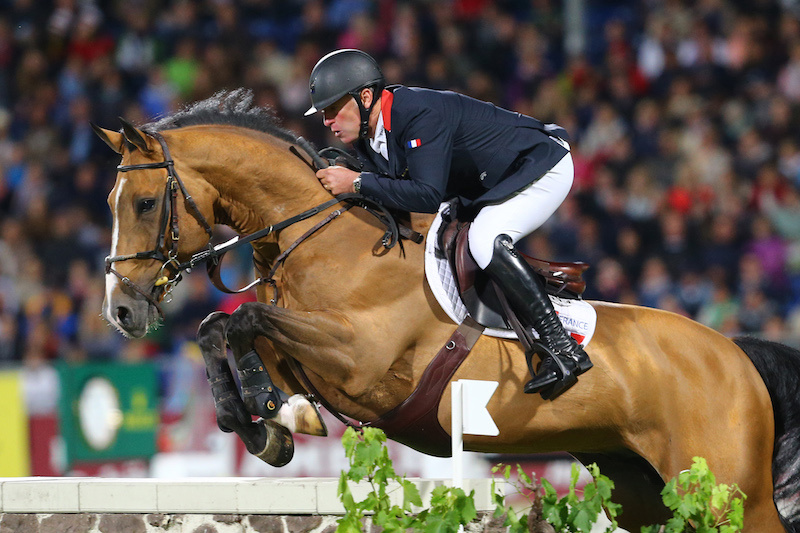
[438,214,589,330]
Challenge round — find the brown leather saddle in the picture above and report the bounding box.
[438,213,589,330]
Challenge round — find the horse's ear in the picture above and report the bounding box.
[119,117,156,153]
[91,123,124,154]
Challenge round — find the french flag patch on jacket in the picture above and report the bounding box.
[407,138,422,148]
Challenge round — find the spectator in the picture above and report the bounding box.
[2,0,800,381]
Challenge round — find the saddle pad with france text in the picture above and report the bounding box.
[424,204,597,346]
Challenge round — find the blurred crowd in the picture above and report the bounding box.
[3,0,800,390]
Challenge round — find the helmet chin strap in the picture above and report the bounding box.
[351,88,379,140]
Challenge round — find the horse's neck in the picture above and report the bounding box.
[180,128,328,234]
[178,128,427,303]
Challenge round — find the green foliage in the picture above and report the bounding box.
[336,426,476,533]
[491,462,621,533]
[489,464,531,533]
[641,457,747,533]
[335,429,746,533]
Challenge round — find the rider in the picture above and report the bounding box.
[305,49,592,400]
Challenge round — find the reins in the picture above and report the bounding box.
[193,192,403,298]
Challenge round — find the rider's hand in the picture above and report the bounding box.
[316,166,359,195]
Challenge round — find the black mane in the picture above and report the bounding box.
[142,88,298,144]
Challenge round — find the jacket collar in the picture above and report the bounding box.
[380,89,394,132]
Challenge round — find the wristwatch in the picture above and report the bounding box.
[353,176,362,194]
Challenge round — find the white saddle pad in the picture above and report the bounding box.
[424,204,597,346]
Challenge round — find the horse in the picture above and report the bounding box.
[94,90,800,532]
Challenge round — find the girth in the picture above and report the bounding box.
[289,316,485,457]
[367,316,484,456]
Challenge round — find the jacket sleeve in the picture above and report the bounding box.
[359,100,453,213]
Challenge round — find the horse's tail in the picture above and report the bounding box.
[734,336,800,532]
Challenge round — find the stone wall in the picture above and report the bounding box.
[0,478,509,533]
[0,511,509,533]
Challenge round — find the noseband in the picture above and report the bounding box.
[105,131,214,318]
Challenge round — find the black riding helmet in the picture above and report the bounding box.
[304,49,385,139]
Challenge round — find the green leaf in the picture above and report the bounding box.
[423,514,447,533]
[543,497,567,530]
[604,501,622,523]
[338,478,355,510]
[677,498,696,519]
[402,479,423,509]
[541,478,559,502]
[729,497,745,529]
[572,506,597,532]
[456,490,477,523]
[664,516,687,533]
[517,464,532,486]
[594,475,615,500]
[711,484,730,510]
[509,516,529,533]
[505,507,519,526]
[661,479,680,509]
[361,493,379,512]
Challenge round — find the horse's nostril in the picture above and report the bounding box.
[116,306,131,326]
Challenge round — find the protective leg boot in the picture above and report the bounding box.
[484,235,592,400]
[237,350,284,419]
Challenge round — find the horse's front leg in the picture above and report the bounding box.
[226,301,373,393]
[197,311,293,466]
[219,305,328,437]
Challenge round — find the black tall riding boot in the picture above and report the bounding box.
[484,234,593,400]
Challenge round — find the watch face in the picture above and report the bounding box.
[77,376,123,450]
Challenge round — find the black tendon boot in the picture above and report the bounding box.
[237,350,284,419]
[484,235,593,400]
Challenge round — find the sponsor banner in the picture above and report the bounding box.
[0,370,31,476]
[57,361,158,467]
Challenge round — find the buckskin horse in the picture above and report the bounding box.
[95,90,799,532]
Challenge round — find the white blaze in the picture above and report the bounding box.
[104,176,127,325]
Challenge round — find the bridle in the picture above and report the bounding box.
[105,131,214,318]
[105,130,421,319]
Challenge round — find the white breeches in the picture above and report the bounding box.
[468,144,573,269]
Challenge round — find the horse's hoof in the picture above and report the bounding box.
[277,394,328,436]
[254,418,295,467]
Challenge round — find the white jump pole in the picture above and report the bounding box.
[451,380,464,490]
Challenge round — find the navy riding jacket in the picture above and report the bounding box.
[355,85,570,215]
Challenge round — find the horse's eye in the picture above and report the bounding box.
[137,198,156,214]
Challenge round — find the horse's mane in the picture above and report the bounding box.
[143,88,299,144]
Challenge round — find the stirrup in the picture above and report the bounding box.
[523,341,587,400]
